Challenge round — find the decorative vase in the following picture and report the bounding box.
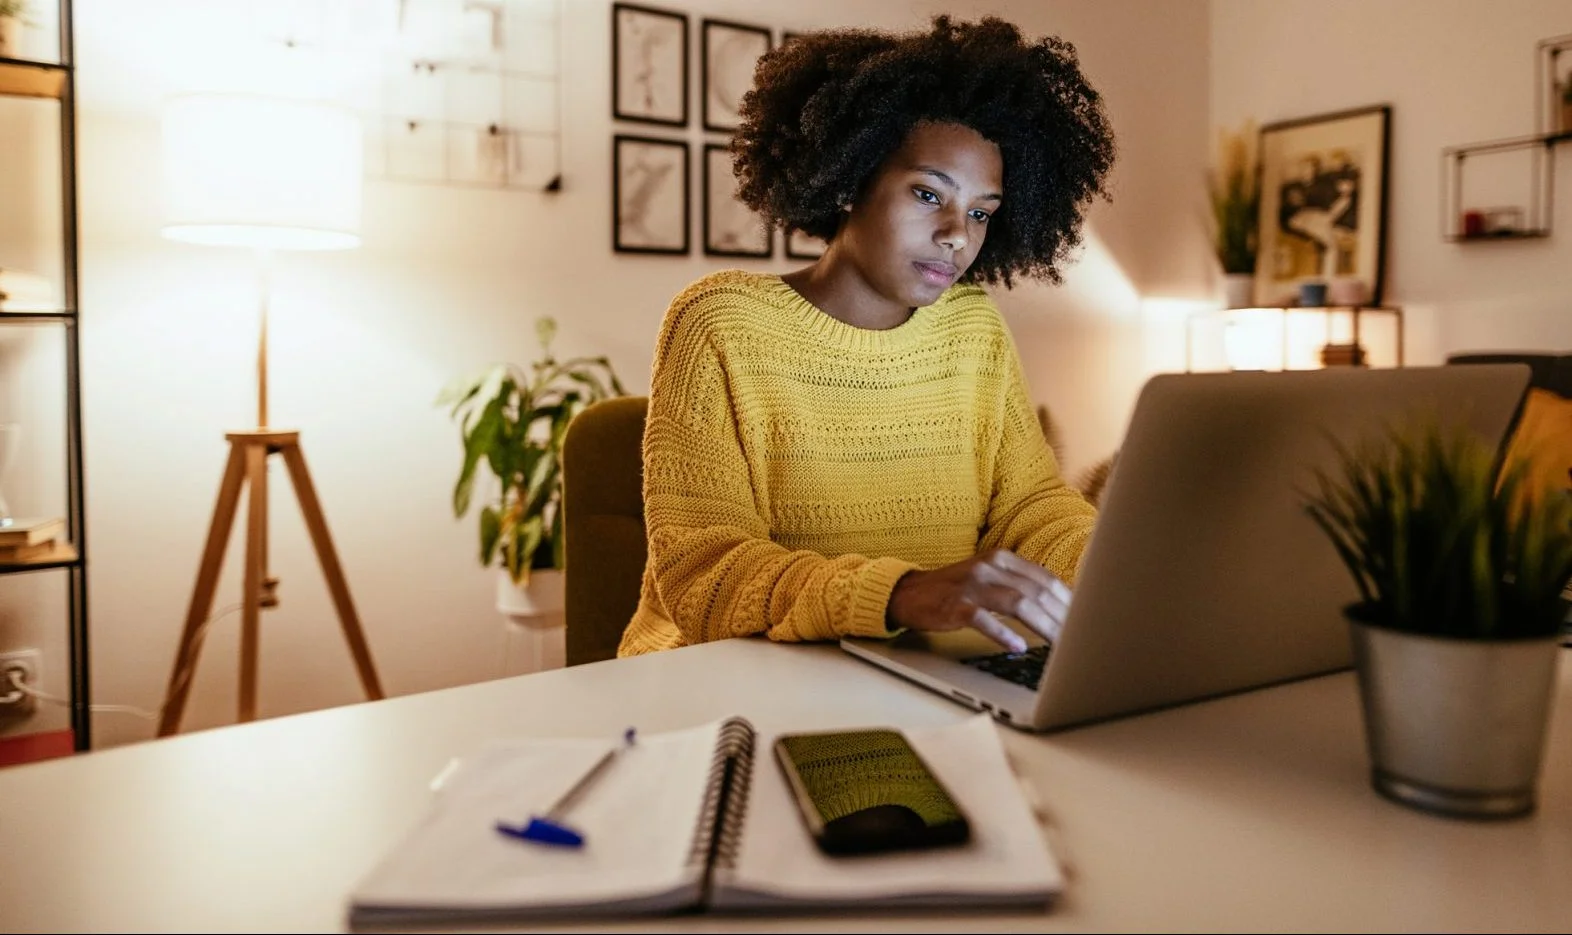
[1348,612,1562,819]
[0,423,18,527]
[0,16,19,59]
[495,568,565,675]
[1221,272,1255,309]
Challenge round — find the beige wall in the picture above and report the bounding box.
[1212,0,1572,362]
[1,0,1210,748]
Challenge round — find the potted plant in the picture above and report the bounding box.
[1305,419,1572,818]
[0,1,30,59]
[439,317,626,635]
[1209,120,1261,309]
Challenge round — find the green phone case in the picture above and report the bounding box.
[775,729,971,855]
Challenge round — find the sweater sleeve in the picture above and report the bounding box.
[641,296,915,645]
[976,339,1099,584]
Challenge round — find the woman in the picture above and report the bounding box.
[618,16,1116,658]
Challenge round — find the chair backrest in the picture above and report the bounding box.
[1447,352,1572,500]
[561,396,649,666]
[1446,352,1572,398]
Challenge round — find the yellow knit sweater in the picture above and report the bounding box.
[617,270,1097,657]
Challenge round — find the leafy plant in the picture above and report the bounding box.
[1305,419,1572,640]
[438,317,625,586]
[1209,120,1261,275]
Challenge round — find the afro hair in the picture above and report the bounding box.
[732,16,1116,287]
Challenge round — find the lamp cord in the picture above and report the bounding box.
[1,602,244,722]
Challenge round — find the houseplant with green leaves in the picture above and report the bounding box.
[439,317,626,589]
[1305,418,1572,818]
[1209,120,1260,308]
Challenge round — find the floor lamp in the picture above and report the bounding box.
[155,93,384,735]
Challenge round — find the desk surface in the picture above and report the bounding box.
[0,639,1568,933]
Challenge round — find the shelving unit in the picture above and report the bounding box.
[1441,32,1572,243]
[0,1,90,751]
[1185,305,1405,373]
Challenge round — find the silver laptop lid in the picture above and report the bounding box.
[1031,364,1530,730]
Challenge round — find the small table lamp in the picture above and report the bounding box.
[156,92,384,735]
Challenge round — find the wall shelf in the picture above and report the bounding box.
[0,2,91,752]
[1441,34,1572,243]
[0,542,79,573]
[0,57,67,99]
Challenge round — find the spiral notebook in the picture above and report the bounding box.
[347,715,1061,927]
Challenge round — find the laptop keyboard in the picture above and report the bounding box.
[961,644,1051,689]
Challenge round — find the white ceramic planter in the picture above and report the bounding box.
[1221,272,1254,309]
[496,568,565,675]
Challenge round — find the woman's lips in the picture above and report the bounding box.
[914,260,958,286]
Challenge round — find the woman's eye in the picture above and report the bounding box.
[970,209,992,223]
[914,188,940,204]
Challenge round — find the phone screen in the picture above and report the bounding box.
[774,728,971,855]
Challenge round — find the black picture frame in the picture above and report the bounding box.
[613,135,690,255]
[612,2,689,127]
[703,143,771,258]
[784,229,826,260]
[1254,104,1392,307]
[702,18,772,134]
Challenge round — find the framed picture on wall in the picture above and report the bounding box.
[614,135,689,255]
[703,143,771,258]
[1254,104,1391,307]
[784,229,826,260]
[612,2,688,127]
[702,18,771,133]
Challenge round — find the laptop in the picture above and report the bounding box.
[841,364,1531,732]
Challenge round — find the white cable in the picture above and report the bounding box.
[0,602,245,721]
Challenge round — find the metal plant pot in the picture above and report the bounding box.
[1348,615,1562,819]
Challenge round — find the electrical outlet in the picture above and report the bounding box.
[0,649,41,716]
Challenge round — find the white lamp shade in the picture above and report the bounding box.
[161,94,363,251]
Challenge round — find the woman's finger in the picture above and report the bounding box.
[988,550,1072,618]
[969,606,1028,653]
[974,580,1059,643]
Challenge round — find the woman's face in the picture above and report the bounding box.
[835,120,1004,309]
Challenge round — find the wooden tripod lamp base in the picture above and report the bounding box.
[157,430,384,736]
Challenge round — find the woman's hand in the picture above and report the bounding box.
[886,549,1071,653]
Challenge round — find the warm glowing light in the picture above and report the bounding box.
[161,94,363,252]
[1222,308,1285,371]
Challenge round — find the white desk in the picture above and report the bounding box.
[0,639,1568,932]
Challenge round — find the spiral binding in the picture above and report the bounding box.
[686,716,757,874]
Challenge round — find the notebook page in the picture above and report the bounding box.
[712,715,1062,910]
[350,719,722,921]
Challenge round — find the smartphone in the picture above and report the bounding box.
[773,728,971,856]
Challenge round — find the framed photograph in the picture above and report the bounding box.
[703,143,771,258]
[1254,105,1390,307]
[614,135,689,255]
[785,229,827,260]
[702,18,771,133]
[613,3,688,127]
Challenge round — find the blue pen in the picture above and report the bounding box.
[496,727,637,848]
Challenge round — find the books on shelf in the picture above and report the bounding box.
[0,517,64,552]
[347,714,1062,927]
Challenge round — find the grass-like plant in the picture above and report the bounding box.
[439,317,625,586]
[1209,121,1261,275]
[1305,420,1572,640]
